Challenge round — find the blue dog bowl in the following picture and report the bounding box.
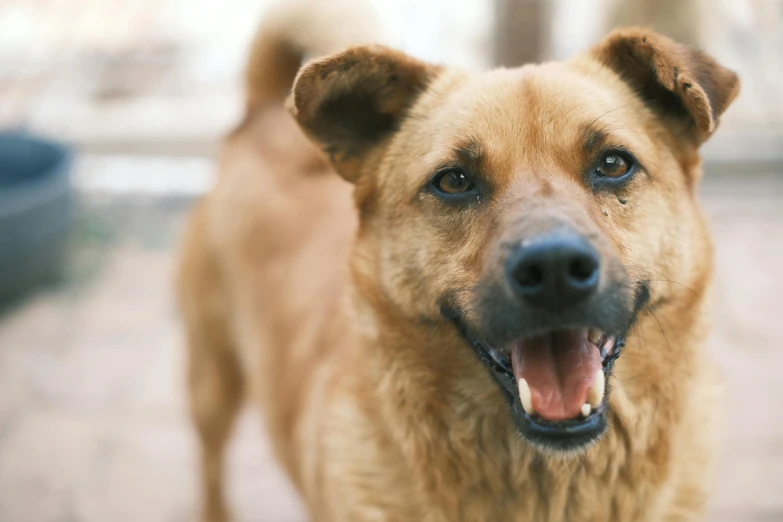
[0,132,74,302]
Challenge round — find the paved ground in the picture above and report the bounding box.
[0,172,782,522]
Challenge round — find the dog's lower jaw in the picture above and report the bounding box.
[350,299,715,521]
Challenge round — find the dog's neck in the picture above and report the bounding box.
[351,289,711,517]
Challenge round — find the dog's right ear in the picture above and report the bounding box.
[289,45,439,183]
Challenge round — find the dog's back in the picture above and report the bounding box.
[177,3,382,519]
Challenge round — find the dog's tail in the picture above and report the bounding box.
[244,0,385,113]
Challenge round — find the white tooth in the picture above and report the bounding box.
[588,369,605,409]
[518,378,535,415]
[588,328,603,345]
[581,403,592,417]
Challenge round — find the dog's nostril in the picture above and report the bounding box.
[568,257,598,283]
[516,264,543,288]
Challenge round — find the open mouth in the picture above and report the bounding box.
[447,313,626,452]
[496,329,620,420]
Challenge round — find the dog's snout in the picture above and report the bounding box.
[506,232,600,311]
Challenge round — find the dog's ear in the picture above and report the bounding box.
[289,45,439,182]
[591,28,740,143]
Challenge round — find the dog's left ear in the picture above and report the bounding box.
[289,45,440,182]
[591,28,740,143]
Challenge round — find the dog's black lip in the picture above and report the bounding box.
[516,402,607,450]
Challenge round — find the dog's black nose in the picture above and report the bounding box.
[506,232,600,311]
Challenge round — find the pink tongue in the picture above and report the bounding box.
[509,331,601,421]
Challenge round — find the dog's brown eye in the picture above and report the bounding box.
[435,171,474,195]
[596,153,631,178]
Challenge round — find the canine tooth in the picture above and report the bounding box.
[581,403,592,417]
[518,378,534,415]
[588,328,603,345]
[588,369,605,409]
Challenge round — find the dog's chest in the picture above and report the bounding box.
[376,433,672,522]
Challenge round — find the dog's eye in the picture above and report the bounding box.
[433,170,475,195]
[596,152,632,179]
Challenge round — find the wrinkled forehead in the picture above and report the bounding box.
[394,62,655,186]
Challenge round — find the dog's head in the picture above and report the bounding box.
[290,29,738,453]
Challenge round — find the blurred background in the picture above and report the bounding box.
[0,0,781,521]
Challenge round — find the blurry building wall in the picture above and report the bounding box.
[605,0,702,47]
[1,0,780,164]
[0,0,491,157]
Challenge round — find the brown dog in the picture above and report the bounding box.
[177,2,739,520]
